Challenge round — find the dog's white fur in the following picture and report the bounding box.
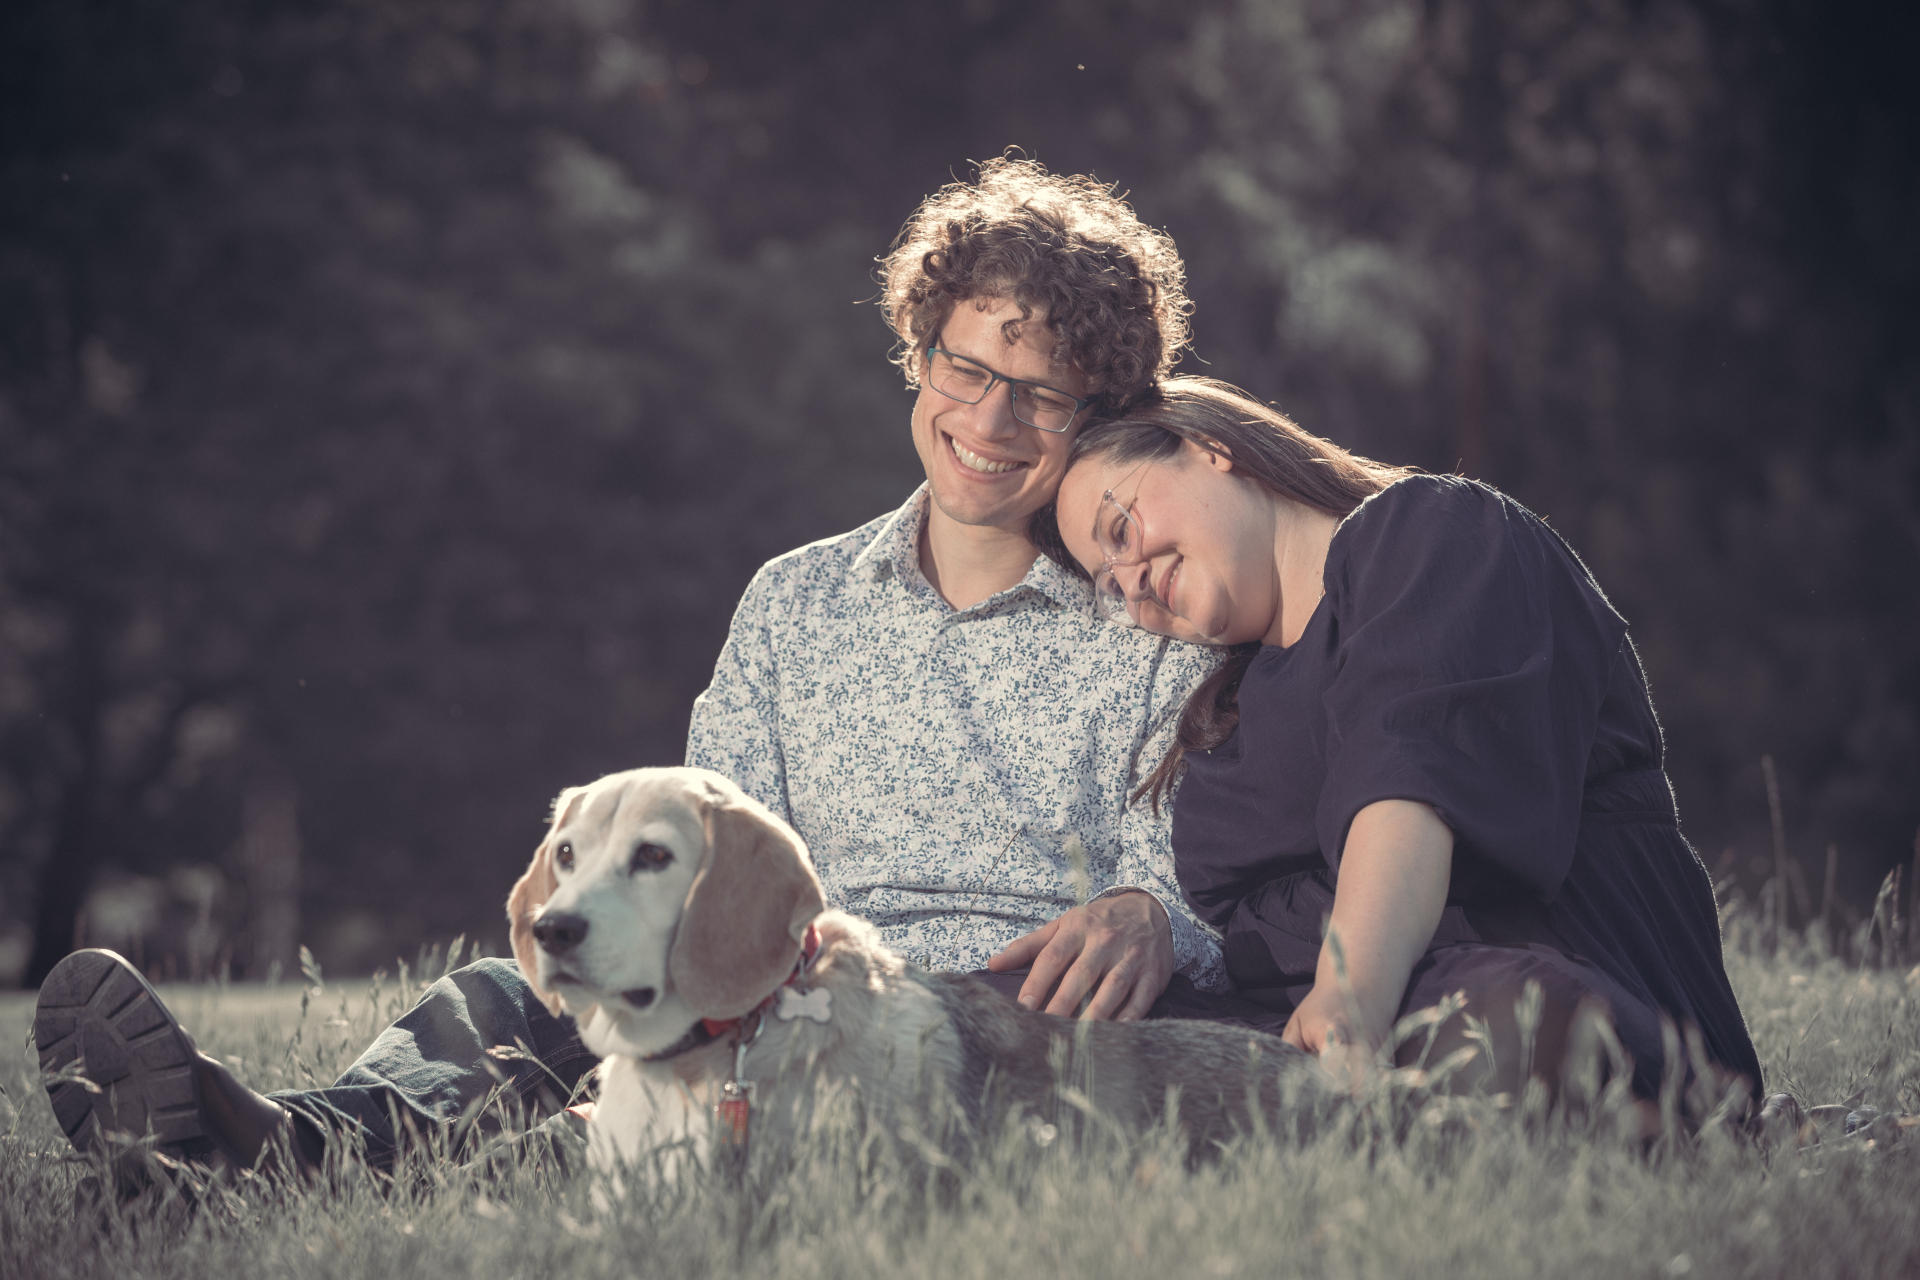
[507,766,1318,1181]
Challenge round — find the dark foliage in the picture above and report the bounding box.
[1,0,1914,982]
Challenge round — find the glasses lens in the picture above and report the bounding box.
[1096,494,1143,564]
[1093,571,1138,627]
[1013,384,1079,433]
[928,350,990,403]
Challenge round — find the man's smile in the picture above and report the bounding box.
[947,433,1026,475]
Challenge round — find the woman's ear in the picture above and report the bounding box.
[1183,435,1235,472]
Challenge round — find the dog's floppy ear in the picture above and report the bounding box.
[670,779,825,1019]
[507,785,586,1016]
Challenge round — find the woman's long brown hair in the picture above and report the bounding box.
[1039,376,1415,812]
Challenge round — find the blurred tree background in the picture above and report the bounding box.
[2,0,1914,985]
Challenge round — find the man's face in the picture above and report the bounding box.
[910,296,1088,541]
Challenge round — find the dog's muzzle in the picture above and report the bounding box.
[532,911,589,955]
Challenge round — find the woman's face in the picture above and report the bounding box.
[1056,439,1283,646]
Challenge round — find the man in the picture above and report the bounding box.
[687,156,1219,1020]
[35,157,1224,1182]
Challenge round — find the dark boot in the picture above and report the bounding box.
[35,949,311,1189]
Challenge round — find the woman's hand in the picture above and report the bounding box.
[1280,981,1379,1055]
[1280,977,1396,1092]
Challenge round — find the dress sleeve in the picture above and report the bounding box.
[1315,477,1628,902]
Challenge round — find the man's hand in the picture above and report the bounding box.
[987,890,1173,1021]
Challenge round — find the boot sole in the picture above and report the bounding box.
[34,949,207,1158]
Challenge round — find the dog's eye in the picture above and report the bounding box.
[629,842,673,873]
[554,840,575,871]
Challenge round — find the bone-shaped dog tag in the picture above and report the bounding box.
[775,986,832,1024]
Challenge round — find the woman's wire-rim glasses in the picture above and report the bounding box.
[1092,465,1154,625]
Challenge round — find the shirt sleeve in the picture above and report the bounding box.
[1111,640,1227,989]
[1315,477,1628,902]
[684,563,793,825]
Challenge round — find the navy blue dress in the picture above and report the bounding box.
[1172,475,1762,1096]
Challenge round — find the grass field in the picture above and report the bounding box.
[3,922,1918,1280]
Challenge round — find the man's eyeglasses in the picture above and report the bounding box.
[924,344,1088,433]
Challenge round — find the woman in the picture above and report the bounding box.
[1050,377,1761,1114]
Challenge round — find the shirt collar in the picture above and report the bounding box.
[851,485,931,582]
[851,485,1095,614]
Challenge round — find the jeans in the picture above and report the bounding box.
[267,958,1282,1172]
[269,958,599,1173]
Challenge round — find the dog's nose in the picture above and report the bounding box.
[620,987,656,1009]
[531,911,589,955]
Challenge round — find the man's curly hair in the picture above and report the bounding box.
[879,156,1192,413]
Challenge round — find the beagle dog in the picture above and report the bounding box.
[507,766,1318,1183]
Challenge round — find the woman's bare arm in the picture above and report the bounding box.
[1282,798,1453,1055]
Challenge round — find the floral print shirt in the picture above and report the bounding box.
[686,486,1225,987]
